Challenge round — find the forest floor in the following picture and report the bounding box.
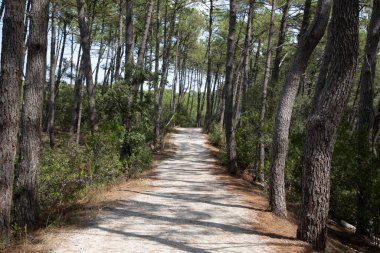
[4,128,363,253]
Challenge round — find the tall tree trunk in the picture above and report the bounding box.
[94,16,106,86]
[70,59,84,142]
[269,0,332,217]
[251,40,261,88]
[14,0,49,229]
[0,0,26,244]
[239,0,254,117]
[70,29,74,85]
[125,0,134,80]
[114,0,124,81]
[154,0,161,147]
[204,0,213,132]
[76,0,98,132]
[258,0,275,182]
[356,0,380,235]
[186,69,194,113]
[297,0,359,249]
[157,0,178,143]
[0,2,4,21]
[299,0,312,39]
[171,37,180,113]
[137,0,154,68]
[196,70,203,127]
[47,2,57,148]
[272,0,291,83]
[55,20,68,93]
[224,0,238,174]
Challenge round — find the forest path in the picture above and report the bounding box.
[46,128,310,253]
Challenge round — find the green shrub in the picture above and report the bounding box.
[209,122,225,147]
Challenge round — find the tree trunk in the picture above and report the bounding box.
[14,0,49,229]
[251,40,261,88]
[356,0,380,235]
[0,0,26,243]
[258,0,276,182]
[55,20,68,94]
[47,2,57,148]
[196,70,203,127]
[171,37,180,113]
[224,0,238,174]
[70,59,84,143]
[272,0,291,83]
[95,16,106,86]
[114,0,124,81]
[269,0,332,217]
[137,0,154,67]
[204,0,213,132]
[299,0,312,39]
[157,0,178,143]
[125,0,134,80]
[297,0,359,250]
[76,0,98,132]
[239,0,254,118]
[154,0,161,147]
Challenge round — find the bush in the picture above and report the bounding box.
[209,122,225,147]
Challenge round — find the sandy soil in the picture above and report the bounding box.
[8,128,322,253]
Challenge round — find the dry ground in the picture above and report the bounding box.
[4,128,361,253]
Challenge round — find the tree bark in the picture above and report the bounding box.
[70,59,84,143]
[269,0,332,217]
[55,20,68,94]
[258,0,276,182]
[224,0,238,174]
[0,0,26,244]
[272,0,291,83]
[125,0,134,80]
[356,0,380,235]
[94,15,106,86]
[76,0,98,132]
[14,0,49,229]
[239,0,254,119]
[171,37,180,113]
[156,0,178,143]
[297,0,359,250]
[114,0,124,81]
[204,0,213,132]
[154,0,161,147]
[47,2,57,148]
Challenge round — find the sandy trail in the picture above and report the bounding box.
[48,128,296,253]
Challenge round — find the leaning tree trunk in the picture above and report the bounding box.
[204,0,213,132]
[269,0,332,217]
[47,2,57,148]
[239,0,254,119]
[14,0,49,229]
[297,0,359,250]
[356,0,380,235]
[224,0,238,174]
[0,0,26,244]
[258,0,275,182]
[271,0,291,83]
[76,0,98,132]
[135,0,154,99]
[156,0,178,144]
[56,21,68,91]
[114,0,124,81]
[171,36,180,113]
[125,0,134,81]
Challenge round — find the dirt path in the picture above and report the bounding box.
[32,128,313,253]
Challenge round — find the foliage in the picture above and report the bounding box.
[209,122,225,148]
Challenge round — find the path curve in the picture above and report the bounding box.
[51,128,276,252]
